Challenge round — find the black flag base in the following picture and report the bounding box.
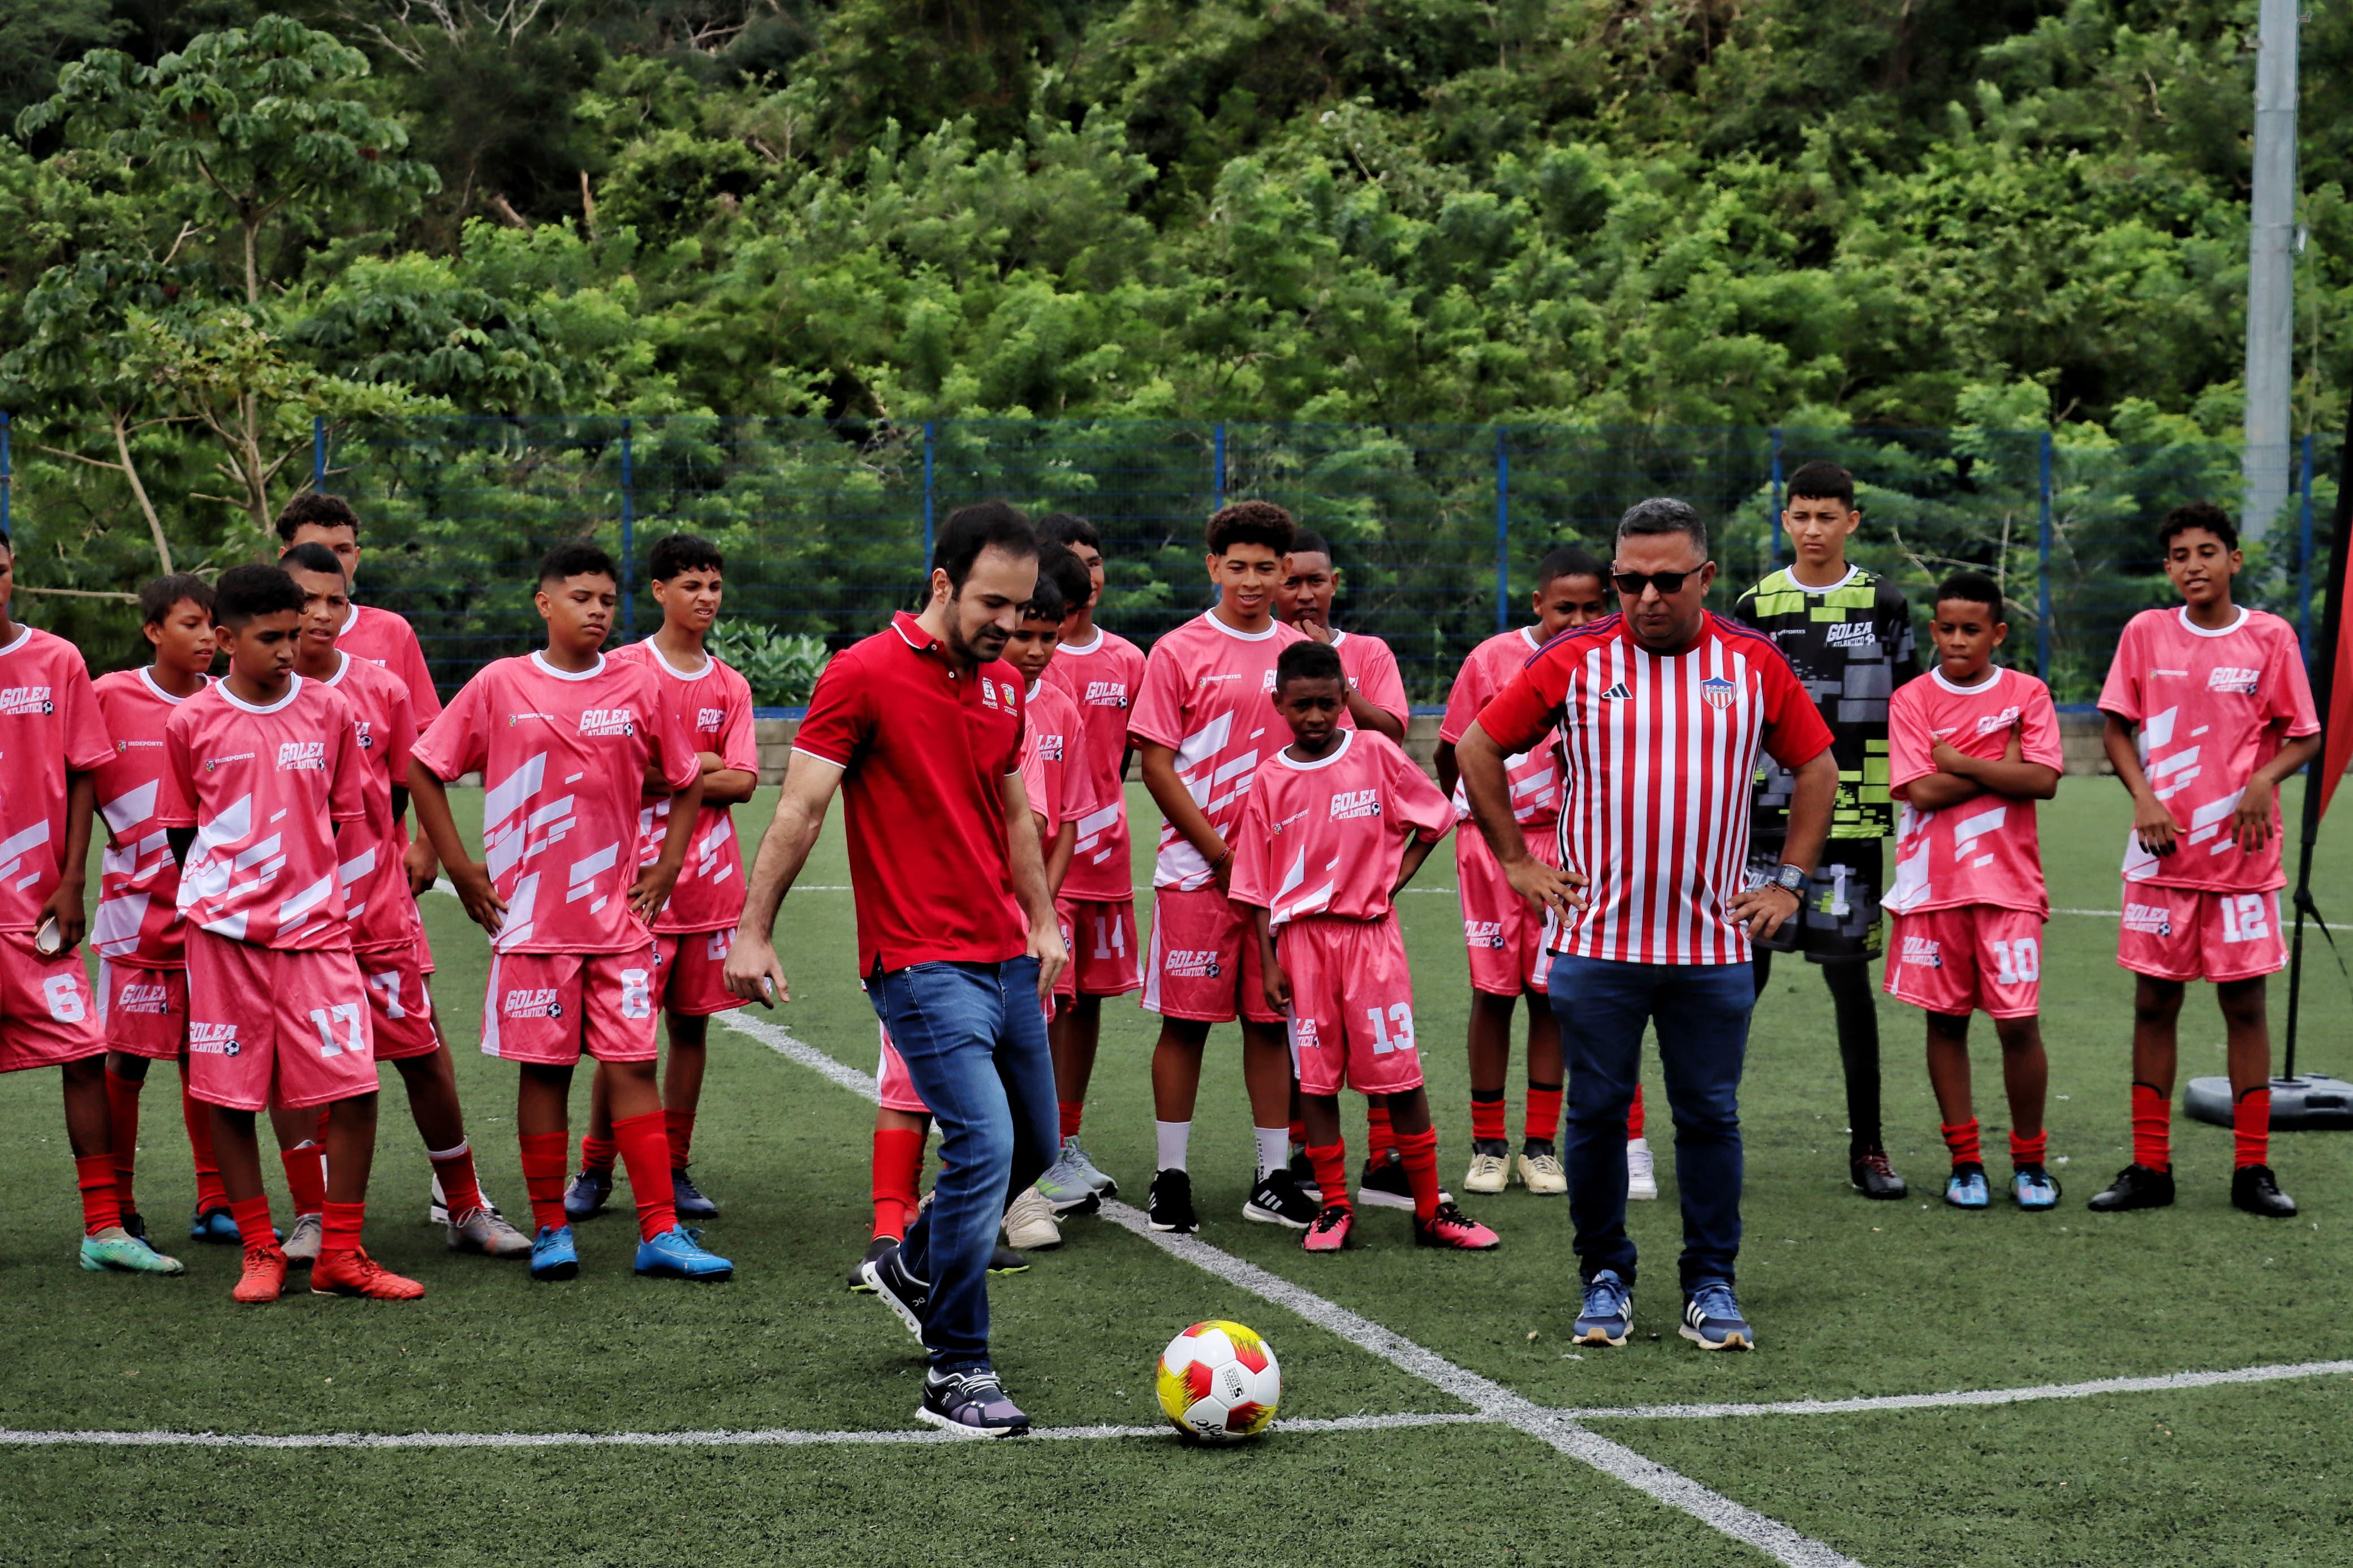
[2184,1074,2353,1131]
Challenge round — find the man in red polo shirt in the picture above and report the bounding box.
[727,502,1067,1439]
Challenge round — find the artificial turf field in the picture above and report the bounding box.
[6,779,2353,1567]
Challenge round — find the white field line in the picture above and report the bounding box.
[1565,1358,2353,1421]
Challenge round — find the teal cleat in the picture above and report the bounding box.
[530,1224,580,1282]
[80,1227,186,1276]
[634,1225,733,1281]
[1945,1163,1991,1210]
[2012,1164,2061,1211]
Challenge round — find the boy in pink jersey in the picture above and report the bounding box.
[1232,641,1497,1254]
[0,536,183,1276]
[1882,573,2065,1212]
[161,565,417,1303]
[408,543,733,1282]
[1036,516,1146,1200]
[1130,500,1311,1234]
[1275,530,1409,742]
[1436,546,1624,1203]
[571,535,759,1225]
[2091,503,2320,1219]
[92,575,232,1247]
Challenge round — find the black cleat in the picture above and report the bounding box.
[563,1165,612,1222]
[847,1234,897,1292]
[670,1165,718,1221]
[1358,1150,1416,1211]
[2087,1163,2175,1212]
[119,1210,148,1242]
[1243,1169,1318,1228]
[2231,1164,2296,1218]
[1287,1145,1322,1203]
[988,1242,1030,1275]
[1148,1169,1199,1234]
[1850,1148,1908,1200]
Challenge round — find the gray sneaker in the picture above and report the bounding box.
[282,1211,323,1268]
[1064,1137,1117,1197]
[1032,1142,1105,1215]
[446,1204,533,1258]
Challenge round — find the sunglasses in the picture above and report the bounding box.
[1610,566,1704,597]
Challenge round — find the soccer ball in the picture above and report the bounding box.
[1155,1320,1281,1442]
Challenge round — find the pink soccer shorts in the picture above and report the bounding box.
[655,928,747,1018]
[1059,896,1141,998]
[1455,826,1562,997]
[355,942,442,1061]
[481,946,661,1066]
[2117,887,2287,984]
[0,930,105,1072]
[183,930,377,1111]
[97,957,186,1062]
[876,1025,929,1115]
[1884,906,2045,1020]
[1278,914,1426,1098]
[1143,885,1281,1025]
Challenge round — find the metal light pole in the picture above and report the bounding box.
[2241,0,2299,540]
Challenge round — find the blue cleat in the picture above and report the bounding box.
[634,1225,733,1281]
[1945,1163,1991,1210]
[1679,1280,1755,1352]
[2012,1164,2061,1211]
[1574,1269,1632,1347]
[189,1205,249,1245]
[563,1167,611,1223]
[530,1224,580,1282]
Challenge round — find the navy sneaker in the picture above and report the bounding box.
[859,1240,932,1342]
[634,1225,733,1281]
[2012,1164,2061,1211]
[1679,1281,1754,1351]
[848,1235,897,1293]
[530,1223,580,1282]
[563,1166,612,1222]
[1574,1269,1632,1347]
[670,1166,718,1221]
[916,1366,1031,1438]
[1945,1162,1991,1210]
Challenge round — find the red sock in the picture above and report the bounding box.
[179,1074,227,1212]
[579,1133,618,1177]
[1307,1141,1350,1211]
[1059,1100,1083,1140]
[518,1130,571,1234]
[1365,1099,1397,1161]
[1524,1080,1563,1145]
[1627,1082,1647,1141]
[105,1069,144,1214]
[2009,1128,2048,1167]
[2233,1086,2270,1169]
[872,1127,925,1241]
[1397,1127,1442,1221]
[280,1141,326,1216]
[665,1109,696,1168]
[1287,1117,1307,1148]
[230,1194,277,1252]
[320,1199,365,1259]
[429,1142,484,1217]
[1469,1090,1506,1144]
[75,1153,121,1236]
[1941,1118,1981,1168]
[2131,1082,2171,1172]
[611,1109,677,1242]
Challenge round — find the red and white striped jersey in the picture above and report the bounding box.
[1477,613,1833,966]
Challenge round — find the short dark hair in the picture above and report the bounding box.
[1287,529,1333,562]
[934,501,1038,591]
[1784,461,1855,511]
[1020,575,1067,624]
[1036,512,1101,552]
[1275,639,1345,692]
[212,564,303,628]
[139,573,214,627]
[1615,497,1708,558]
[538,542,618,586]
[274,492,361,543]
[1534,545,1606,590]
[1934,571,2005,619]
[2158,500,2238,552]
[279,541,346,578]
[1036,541,1093,616]
[1206,500,1295,557]
[649,533,724,581]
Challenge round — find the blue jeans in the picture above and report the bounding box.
[1546,956,1753,1293]
[866,958,1058,1372]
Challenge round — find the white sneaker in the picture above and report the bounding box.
[428,1172,505,1226]
[1002,1186,1062,1251]
[1463,1149,1510,1194]
[1627,1138,1658,1201]
[282,1211,324,1267]
[1516,1147,1567,1195]
[446,1204,533,1258]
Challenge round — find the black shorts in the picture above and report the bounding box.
[1745,840,1884,963]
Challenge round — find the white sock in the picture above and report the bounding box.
[1253,1126,1290,1181]
[1156,1120,1191,1173]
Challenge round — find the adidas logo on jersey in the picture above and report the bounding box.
[274,740,327,771]
[1464,919,1508,950]
[502,987,565,1018]
[187,1022,241,1056]
[1084,680,1130,709]
[2122,903,2174,937]
[0,684,56,716]
[1162,948,1223,979]
[1328,788,1382,821]
[578,707,639,738]
[1900,935,1943,969]
[1600,681,1632,702]
[115,981,172,1014]
[2207,666,2262,695]
[1824,621,1879,649]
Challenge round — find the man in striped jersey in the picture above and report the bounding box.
[1456,498,1836,1354]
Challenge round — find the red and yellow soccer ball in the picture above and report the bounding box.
[1155,1320,1281,1442]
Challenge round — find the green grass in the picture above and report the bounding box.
[5,780,2351,1566]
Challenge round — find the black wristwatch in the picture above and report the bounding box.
[1772,862,1808,896]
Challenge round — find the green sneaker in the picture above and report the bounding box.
[79,1227,186,1276]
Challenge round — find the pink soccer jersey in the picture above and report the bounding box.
[412,650,699,954]
[1330,629,1410,731]
[1440,626,1562,824]
[1885,666,2064,918]
[611,641,758,935]
[1044,628,1148,900]
[158,678,369,951]
[1019,676,1097,846]
[338,602,441,725]
[318,652,424,952]
[90,668,209,966]
[0,627,117,934]
[1227,728,1454,927]
[1128,611,1308,891]
[2097,606,2320,893]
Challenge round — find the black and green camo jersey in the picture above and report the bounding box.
[1732,564,1919,843]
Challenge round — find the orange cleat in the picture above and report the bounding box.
[311,1249,425,1301]
[232,1245,289,1304]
